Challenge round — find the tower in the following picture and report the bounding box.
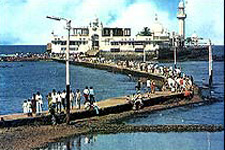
[177,0,187,39]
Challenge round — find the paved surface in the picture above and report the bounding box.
[0,91,181,121]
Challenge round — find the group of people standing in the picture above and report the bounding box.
[46,89,81,114]
[22,87,96,116]
[162,66,194,94]
[22,91,43,116]
[135,78,156,96]
[135,64,194,95]
[83,86,95,105]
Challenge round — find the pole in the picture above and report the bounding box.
[46,16,72,124]
[174,37,178,68]
[66,20,71,124]
[208,39,213,89]
[174,46,177,67]
[143,43,146,62]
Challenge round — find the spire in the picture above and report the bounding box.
[178,0,185,8]
[155,13,158,21]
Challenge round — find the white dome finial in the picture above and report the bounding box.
[155,13,158,21]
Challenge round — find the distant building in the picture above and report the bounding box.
[47,0,206,54]
[48,15,172,54]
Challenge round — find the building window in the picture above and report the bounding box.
[103,28,110,36]
[61,41,67,45]
[124,29,131,36]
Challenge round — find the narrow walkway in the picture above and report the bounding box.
[0,91,180,122]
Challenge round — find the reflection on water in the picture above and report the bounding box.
[44,134,97,150]
[43,132,224,150]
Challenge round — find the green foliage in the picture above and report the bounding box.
[137,27,152,36]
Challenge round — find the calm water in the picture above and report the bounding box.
[0,61,136,115]
[45,132,224,150]
[0,45,46,54]
[126,61,224,125]
[44,60,224,150]
[0,45,224,150]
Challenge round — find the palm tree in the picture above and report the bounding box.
[137,27,152,36]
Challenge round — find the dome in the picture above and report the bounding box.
[152,21,164,34]
[151,14,164,34]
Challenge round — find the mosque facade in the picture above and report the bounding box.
[47,0,197,54]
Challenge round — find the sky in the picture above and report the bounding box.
[0,0,224,45]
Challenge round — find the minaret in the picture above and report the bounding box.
[177,0,187,39]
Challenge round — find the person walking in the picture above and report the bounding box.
[75,89,81,109]
[83,86,89,104]
[89,87,95,104]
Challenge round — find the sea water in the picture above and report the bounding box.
[0,61,136,115]
[45,60,224,150]
[45,132,224,150]
[0,45,224,150]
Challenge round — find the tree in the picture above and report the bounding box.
[185,37,192,44]
[137,27,152,36]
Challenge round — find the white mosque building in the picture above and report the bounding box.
[47,0,188,54]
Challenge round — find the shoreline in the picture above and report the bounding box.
[0,94,223,150]
[0,56,224,149]
[1,57,223,62]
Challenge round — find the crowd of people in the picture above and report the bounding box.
[161,66,194,94]
[22,86,98,116]
[22,54,194,115]
[126,64,194,110]
[134,65,194,94]
[1,53,50,62]
[64,55,193,90]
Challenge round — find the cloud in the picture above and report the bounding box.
[0,0,224,45]
[185,0,224,44]
[110,1,177,36]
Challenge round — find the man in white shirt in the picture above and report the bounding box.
[36,91,43,114]
[61,90,66,109]
[27,99,32,116]
[51,89,57,110]
[167,77,175,90]
[75,89,81,109]
[22,100,28,114]
[146,79,151,96]
[56,91,62,113]
[83,86,89,103]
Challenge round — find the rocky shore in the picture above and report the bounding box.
[0,95,223,150]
